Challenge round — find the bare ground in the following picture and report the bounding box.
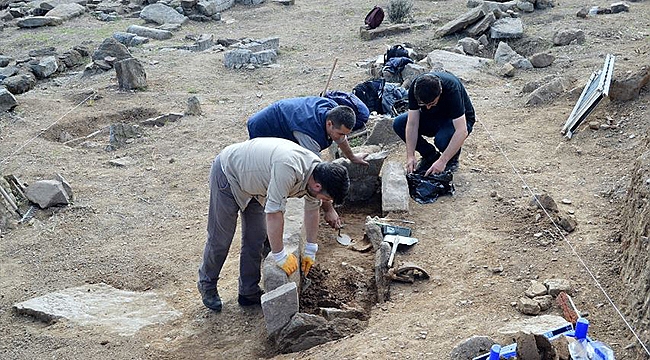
[1,0,649,359]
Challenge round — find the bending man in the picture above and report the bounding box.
[197,138,350,312]
[247,96,369,165]
[392,72,476,175]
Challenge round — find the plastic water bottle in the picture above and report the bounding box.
[568,318,615,359]
[488,344,501,360]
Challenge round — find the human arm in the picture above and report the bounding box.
[405,109,421,173]
[425,115,469,175]
[267,211,298,275]
[337,137,369,166]
[320,199,341,229]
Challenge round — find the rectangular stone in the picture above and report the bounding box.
[381,161,409,213]
[260,282,298,335]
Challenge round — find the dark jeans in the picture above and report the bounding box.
[198,155,267,297]
[392,112,474,161]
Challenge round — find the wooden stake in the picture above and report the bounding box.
[322,58,338,96]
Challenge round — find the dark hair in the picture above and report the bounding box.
[414,74,442,104]
[327,105,356,131]
[312,162,349,205]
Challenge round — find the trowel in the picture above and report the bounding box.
[336,226,352,246]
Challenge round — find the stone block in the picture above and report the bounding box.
[260,282,298,335]
[381,161,409,214]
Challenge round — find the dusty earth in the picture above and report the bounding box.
[1,0,650,359]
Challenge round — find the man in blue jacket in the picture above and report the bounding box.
[247,96,369,165]
[392,72,476,175]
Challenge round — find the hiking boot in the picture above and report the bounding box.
[199,287,222,312]
[445,158,459,173]
[238,290,264,307]
[415,153,440,174]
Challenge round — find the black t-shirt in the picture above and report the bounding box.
[408,72,475,126]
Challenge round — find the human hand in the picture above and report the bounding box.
[425,159,447,176]
[323,207,340,229]
[406,157,417,174]
[301,242,318,276]
[273,249,298,275]
[350,153,369,166]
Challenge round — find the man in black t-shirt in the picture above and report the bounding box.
[392,72,475,175]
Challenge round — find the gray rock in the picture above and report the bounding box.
[333,151,388,203]
[13,283,181,336]
[140,3,188,25]
[16,16,63,28]
[92,37,132,62]
[556,213,577,232]
[196,0,217,16]
[498,315,571,336]
[126,24,173,40]
[534,295,553,311]
[46,3,85,20]
[466,11,495,37]
[141,113,183,127]
[29,55,59,79]
[525,280,548,298]
[0,55,11,67]
[516,0,534,12]
[115,58,147,90]
[400,62,428,89]
[434,5,486,38]
[109,123,142,148]
[610,1,629,13]
[450,336,496,360]
[518,296,541,315]
[112,31,137,46]
[249,49,277,65]
[535,0,554,9]
[552,28,585,46]
[0,87,18,111]
[185,95,201,115]
[209,0,234,12]
[497,62,516,77]
[275,313,343,352]
[53,173,73,201]
[425,49,492,79]
[458,37,481,55]
[0,66,18,81]
[223,48,251,68]
[609,66,650,101]
[526,78,568,106]
[494,41,532,69]
[381,161,409,213]
[260,282,298,336]
[490,17,524,39]
[543,278,573,297]
[24,179,70,208]
[2,73,36,95]
[57,49,84,69]
[529,52,555,68]
[530,193,559,212]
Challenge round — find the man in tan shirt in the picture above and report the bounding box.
[197,137,350,311]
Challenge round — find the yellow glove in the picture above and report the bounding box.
[273,249,298,276]
[301,242,318,276]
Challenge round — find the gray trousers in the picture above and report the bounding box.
[197,155,267,297]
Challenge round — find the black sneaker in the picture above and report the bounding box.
[415,153,440,174]
[238,290,264,307]
[199,287,223,312]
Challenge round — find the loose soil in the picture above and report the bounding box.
[1,0,649,359]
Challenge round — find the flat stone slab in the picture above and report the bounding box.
[13,283,182,336]
[497,314,570,336]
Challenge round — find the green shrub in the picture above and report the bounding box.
[388,0,414,23]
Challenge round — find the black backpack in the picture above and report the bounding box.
[364,6,385,30]
[352,78,385,115]
[384,44,410,64]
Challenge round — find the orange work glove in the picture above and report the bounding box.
[301,242,318,276]
[273,249,298,276]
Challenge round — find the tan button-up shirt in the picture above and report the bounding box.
[219,138,321,213]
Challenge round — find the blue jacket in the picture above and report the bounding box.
[247,97,337,151]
